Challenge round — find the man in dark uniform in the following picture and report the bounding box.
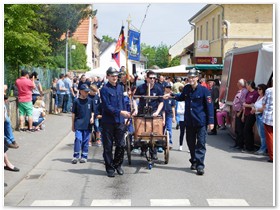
[133,70,164,159]
[207,78,219,135]
[163,68,214,175]
[100,67,131,177]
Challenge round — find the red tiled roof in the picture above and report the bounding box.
[72,18,89,44]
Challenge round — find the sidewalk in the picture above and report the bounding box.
[4,113,72,196]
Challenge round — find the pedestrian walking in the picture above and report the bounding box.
[163,68,214,175]
[71,84,94,164]
[100,67,130,177]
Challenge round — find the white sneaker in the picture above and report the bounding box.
[179,146,183,151]
[80,158,87,163]
[72,158,78,164]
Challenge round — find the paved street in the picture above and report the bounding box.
[4,113,274,207]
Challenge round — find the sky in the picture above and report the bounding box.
[93,3,206,47]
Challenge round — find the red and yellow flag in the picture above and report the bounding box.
[112,26,125,67]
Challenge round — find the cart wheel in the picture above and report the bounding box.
[125,134,132,165]
[164,130,169,164]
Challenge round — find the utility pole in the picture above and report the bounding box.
[65,30,69,74]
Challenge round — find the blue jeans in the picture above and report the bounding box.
[186,125,207,169]
[4,116,15,145]
[256,114,267,152]
[74,130,91,159]
[175,101,179,124]
[165,117,173,144]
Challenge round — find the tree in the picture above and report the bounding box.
[168,56,181,67]
[102,35,115,43]
[4,4,51,81]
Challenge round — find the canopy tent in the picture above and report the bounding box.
[185,64,223,70]
[152,64,189,74]
[84,67,107,78]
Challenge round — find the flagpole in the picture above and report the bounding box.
[126,15,131,92]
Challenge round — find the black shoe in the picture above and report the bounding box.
[208,131,217,135]
[115,166,124,175]
[176,124,179,130]
[267,159,273,163]
[190,163,196,170]
[4,166,20,172]
[107,170,115,177]
[196,168,204,175]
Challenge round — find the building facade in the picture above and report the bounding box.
[188,4,273,76]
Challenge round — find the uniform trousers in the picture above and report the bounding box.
[186,125,207,169]
[102,123,125,172]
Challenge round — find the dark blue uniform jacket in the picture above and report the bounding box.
[175,84,214,127]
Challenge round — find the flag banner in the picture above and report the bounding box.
[112,26,125,67]
[128,29,141,61]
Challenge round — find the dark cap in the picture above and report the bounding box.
[207,78,215,82]
[165,84,172,88]
[187,68,199,77]
[106,67,119,76]
[80,84,90,92]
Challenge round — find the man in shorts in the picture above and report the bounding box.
[15,70,35,131]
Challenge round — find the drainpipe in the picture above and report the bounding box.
[216,4,224,57]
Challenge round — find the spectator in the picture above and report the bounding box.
[31,71,43,104]
[51,78,58,114]
[262,79,273,163]
[216,101,230,130]
[15,70,35,132]
[231,78,248,149]
[63,73,74,113]
[177,86,185,151]
[250,84,267,155]
[4,144,19,172]
[32,99,46,131]
[241,80,259,153]
[207,79,219,135]
[172,77,184,130]
[56,74,67,114]
[4,85,19,149]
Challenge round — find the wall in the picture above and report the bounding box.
[6,90,54,130]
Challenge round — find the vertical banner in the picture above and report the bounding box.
[128,29,141,61]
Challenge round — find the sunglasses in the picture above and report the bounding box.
[149,77,156,80]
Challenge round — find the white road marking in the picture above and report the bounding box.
[207,199,249,206]
[31,200,73,206]
[150,199,191,206]
[90,199,131,206]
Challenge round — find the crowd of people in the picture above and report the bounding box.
[4,67,273,178]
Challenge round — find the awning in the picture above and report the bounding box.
[186,64,223,70]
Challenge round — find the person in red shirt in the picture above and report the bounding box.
[15,70,35,131]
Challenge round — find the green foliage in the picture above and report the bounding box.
[168,56,181,67]
[69,39,87,70]
[4,4,51,83]
[102,35,115,43]
[141,43,169,69]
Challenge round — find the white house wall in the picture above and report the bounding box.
[99,43,145,76]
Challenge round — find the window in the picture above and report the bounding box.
[200,25,203,40]
[206,21,208,40]
[217,14,220,39]
[212,17,215,40]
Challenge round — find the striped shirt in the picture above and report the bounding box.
[262,87,273,126]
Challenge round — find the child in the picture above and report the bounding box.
[71,84,94,164]
[163,85,176,149]
[88,84,102,147]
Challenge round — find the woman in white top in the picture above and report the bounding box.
[251,84,267,155]
[32,99,46,130]
[177,86,186,151]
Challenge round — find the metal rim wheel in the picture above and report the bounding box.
[125,133,132,165]
[164,130,169,164]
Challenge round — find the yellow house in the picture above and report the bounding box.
[188,4,273,76]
